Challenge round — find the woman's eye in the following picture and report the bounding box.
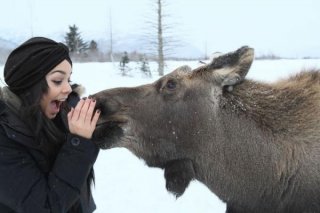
[166,80,177,90]
[52,80,62,85]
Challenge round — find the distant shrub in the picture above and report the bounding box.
[256,53,281,60]
[138,54,151,77]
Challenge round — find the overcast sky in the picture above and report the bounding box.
[0,0,319,58]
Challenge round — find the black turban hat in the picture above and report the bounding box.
[4,37,72,94]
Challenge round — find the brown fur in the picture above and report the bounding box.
[93,47,320,213]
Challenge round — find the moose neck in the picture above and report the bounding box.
[192,78,317,205]
[221,77,320,137]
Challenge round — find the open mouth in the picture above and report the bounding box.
[48,97,68,116]
[94,114,128,138]
[50,100,63,113]
[93,120,126,148]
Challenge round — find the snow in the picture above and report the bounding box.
[1,58,320,212]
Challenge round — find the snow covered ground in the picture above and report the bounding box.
[1,58,320,212]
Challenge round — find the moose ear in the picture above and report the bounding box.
[211,46,254,90]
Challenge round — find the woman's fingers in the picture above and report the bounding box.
[68,98,100,139]
[70,98,94,122]
[71,99,85,121]
[78,98,91,121]
[84,99,96,123]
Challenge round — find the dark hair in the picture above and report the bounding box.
[18,77,65,163]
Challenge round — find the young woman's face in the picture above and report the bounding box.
[40,59,72,119]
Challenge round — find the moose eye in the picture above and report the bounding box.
[166,80,177,90]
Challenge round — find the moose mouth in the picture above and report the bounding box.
[93,118,127,149]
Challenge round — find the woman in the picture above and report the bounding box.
[0,37,100,212]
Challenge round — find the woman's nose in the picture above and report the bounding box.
[63,83,72,94]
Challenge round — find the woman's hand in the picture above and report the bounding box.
[67,98,100,139]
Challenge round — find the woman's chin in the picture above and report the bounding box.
[45,111,59,119]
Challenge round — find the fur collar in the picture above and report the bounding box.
[0,86,22,114]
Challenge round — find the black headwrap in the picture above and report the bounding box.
[4,37,72,94]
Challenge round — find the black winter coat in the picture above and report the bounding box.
[0,99,99,213]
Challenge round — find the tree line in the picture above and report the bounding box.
[0,0,182,76]
[64,24,151,63]
[65,0,177,76]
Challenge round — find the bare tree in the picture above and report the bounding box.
[157,0,164,75]
[144,0,180,76]
[108,8,114,63]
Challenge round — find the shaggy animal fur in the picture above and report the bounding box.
[93,46,320,213]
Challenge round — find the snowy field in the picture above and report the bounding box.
[1,58,320,212]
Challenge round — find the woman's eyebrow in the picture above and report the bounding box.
[49,70,66,75]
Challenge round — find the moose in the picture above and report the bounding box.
[92,46,320,213]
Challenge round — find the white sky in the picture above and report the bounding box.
[0,0,320,58]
